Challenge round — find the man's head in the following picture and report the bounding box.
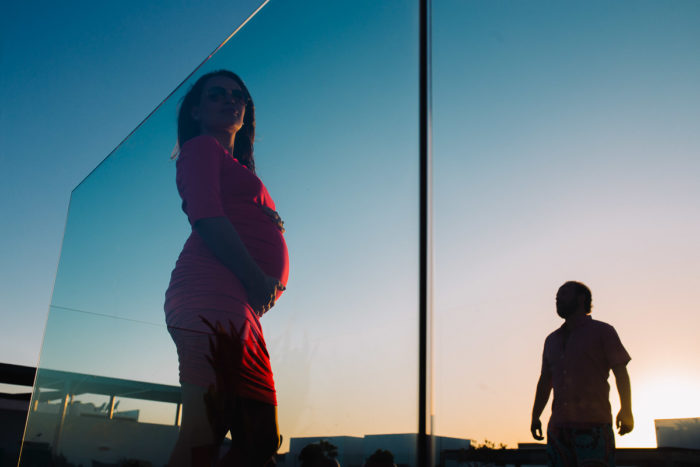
[556,281,592,319]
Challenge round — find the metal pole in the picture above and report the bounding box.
[108,395,116,419]
[175,403,182,426]
[418,0,433,466]
[51,391,70,458]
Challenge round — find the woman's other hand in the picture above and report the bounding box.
[261,205,285,233]
[247,274,285,317]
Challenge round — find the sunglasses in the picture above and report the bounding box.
[205,86,248,104]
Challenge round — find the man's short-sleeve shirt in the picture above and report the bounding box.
[543,315,631,427]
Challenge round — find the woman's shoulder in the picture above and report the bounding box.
[179,135,227,160]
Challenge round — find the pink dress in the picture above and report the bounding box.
[164,135,289,405]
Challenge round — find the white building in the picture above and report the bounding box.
[655,417,700,449]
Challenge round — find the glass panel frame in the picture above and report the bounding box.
[21,1,427,466]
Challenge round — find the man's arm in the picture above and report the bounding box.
[531,370,552,440]
[612,364,633,435]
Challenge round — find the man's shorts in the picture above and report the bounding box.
[547,424,615,467]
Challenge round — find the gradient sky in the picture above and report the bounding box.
[3,0,700,457]
[433,0,700,449]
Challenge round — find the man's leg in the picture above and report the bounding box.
[572,424,616,467]
[547,426,578,467]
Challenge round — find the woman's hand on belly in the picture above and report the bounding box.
[194,216,284,312]
[247,273,286,317]
[260,205,285,233]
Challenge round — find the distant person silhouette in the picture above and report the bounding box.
[531,281,633,467]
[298,442,340,467]
[364,449,397,467]
[164,70,288,466]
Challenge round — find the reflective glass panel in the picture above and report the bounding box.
[22,1,421,465]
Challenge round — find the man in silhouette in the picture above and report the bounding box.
[531,281,633,466]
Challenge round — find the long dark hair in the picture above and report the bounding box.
[177,70,256,173]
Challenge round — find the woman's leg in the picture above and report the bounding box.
[169,382,222,467]
[219,398,280,467]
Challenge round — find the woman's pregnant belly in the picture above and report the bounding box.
[232,209,289,289]
[164,205,289,311]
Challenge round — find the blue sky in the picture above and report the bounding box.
[3,0,700,453]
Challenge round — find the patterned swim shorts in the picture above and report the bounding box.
[547,424,615,467]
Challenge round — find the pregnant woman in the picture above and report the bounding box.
[164,70,288,466]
